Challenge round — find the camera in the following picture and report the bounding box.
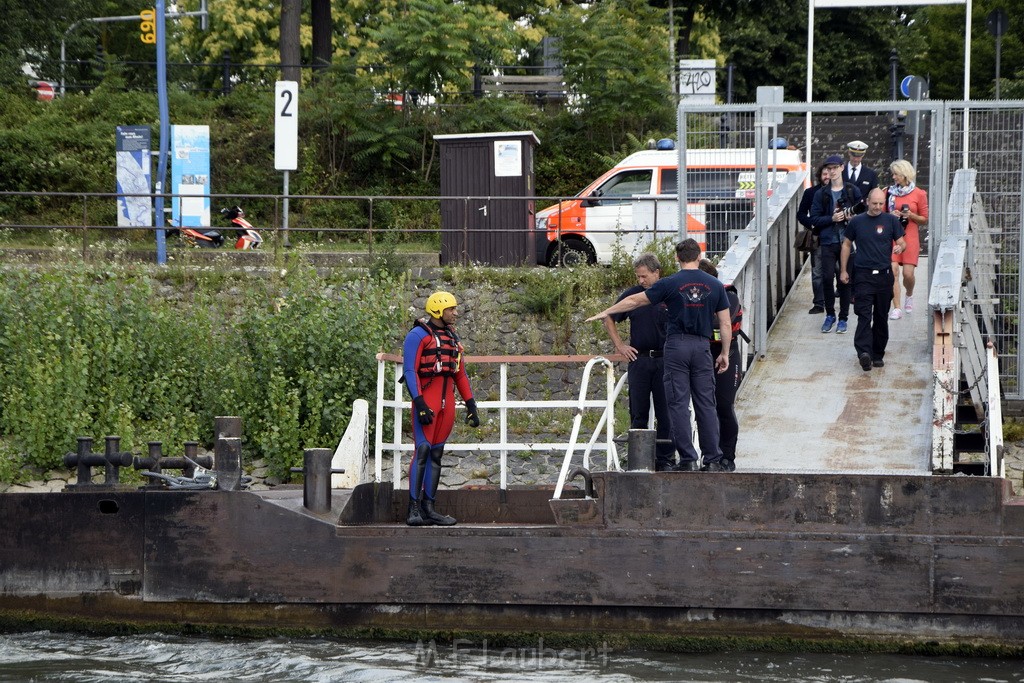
[900,204,910,228]
[837,196,866,223]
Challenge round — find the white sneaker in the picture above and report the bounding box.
[904,296,914,313]
[889,308,903,320]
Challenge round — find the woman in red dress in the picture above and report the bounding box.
[886,160,929,320]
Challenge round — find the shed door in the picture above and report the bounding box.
[440,142,492,265]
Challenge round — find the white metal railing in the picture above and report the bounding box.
[715,167,807,366]
[928,168,1003,476]
[374,353,624,496]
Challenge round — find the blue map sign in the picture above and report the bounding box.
[115,126,153,228]
[170,125,211,228]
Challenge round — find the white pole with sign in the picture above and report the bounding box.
[275,80,298,246]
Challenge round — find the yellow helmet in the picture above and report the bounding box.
[425,291,457,318]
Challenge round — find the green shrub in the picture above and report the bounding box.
[0,262,405,480]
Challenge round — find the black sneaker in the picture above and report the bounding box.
[675,461,699,472]
[721,458,736,472]
[872,359,885,368]
[808,305,825,314]
[700,461,729,472]
[859,352,872,371]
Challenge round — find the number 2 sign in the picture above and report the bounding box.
[275,81,298,171]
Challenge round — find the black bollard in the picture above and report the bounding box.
[103,437,133,485]
[302,448,334,513]
[65,437,94,484]
[215,437,242,491]
[626,429,657,471]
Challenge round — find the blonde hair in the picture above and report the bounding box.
[890,160,916,183]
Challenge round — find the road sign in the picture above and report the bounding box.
[36,81,54,101]
[275,81,298,171]
[987,8,1008,37]
[900,76,913,98]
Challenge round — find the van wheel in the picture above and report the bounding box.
[549,239,595,267]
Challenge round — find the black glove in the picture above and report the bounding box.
[465,398,480,428]
[413,395,434,425]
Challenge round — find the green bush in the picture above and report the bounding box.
[0,262,405,480]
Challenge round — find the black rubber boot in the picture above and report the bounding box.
[422,498,456,526]
[406,443,432,526]
[421,445,456,525]
[406,498,430,526]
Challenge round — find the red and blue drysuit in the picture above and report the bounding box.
[402,319,474,502]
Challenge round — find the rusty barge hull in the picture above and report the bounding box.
[2,472,1024,647]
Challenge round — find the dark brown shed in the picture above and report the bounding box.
[433,131,540,266]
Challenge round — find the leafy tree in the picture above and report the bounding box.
[0,1,141,90]
[542,0,675,147]
[363,0,525,98]
[717,0,922,103]
[904,0,1024,100]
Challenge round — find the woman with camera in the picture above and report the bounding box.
[886,160,929,320]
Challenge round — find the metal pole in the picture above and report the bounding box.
[154,0,168,265]
[282,170,290,247]
[963,0,973,168]
[805,0,814,172]
[995,32,1002,100]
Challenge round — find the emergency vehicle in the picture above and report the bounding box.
[535,141,805,266]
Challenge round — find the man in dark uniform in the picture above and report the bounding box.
[602,253,676,471]
[588,239,731,471]
[840,189,907,371]
[842,140,879,200]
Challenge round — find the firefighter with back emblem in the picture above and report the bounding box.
[402,291,480,526]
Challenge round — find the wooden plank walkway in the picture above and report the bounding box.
[735,258,933,474]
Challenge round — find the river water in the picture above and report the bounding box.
[0,631,1021,682]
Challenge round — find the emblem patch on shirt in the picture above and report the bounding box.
[681,283,711,303]
[876,225,884,234]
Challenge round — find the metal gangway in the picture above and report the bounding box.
[731,168,1001,476]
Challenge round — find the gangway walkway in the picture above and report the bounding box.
[736,258,933,474]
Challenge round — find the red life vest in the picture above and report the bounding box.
[415,320,463,378]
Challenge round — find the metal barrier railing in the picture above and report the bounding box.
[373,353,624,496]
[928,168,1004,476]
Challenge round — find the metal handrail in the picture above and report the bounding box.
[373,353,623,494]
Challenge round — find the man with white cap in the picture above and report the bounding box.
[843,140,878,199]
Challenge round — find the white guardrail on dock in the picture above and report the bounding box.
[374,353,624,498]
[928,168,1004,476]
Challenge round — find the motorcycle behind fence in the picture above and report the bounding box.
[167,206,263,250]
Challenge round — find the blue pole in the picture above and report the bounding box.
[154,0,169,264]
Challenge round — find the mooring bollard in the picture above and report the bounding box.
[289,449,345,514]
[626,429,657,471]
[303,448,334,513]
[63,436,133,487]
[215,437,242,492]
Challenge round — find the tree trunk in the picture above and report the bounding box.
[311,0,332,80]
[280,0,302,82]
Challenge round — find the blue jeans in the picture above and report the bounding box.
[810,244,824,308]
[820,241,851,320]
